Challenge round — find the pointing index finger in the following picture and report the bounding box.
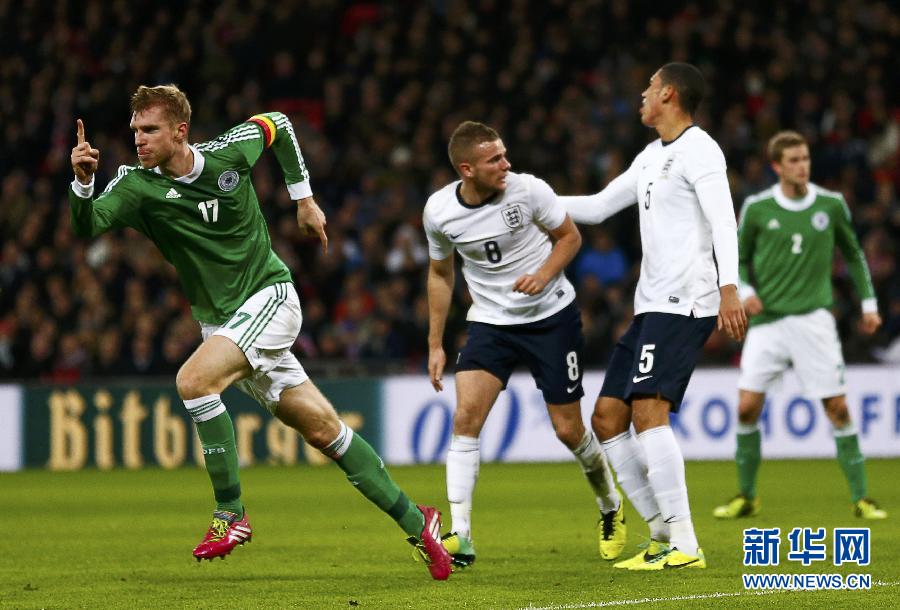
[76,119,85,145]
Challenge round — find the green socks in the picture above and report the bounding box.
[185,395,243,517]
[735,422,867,503]
[735,425,761,500]
[185,401,426,535]
[835,429,867,502]
[324,423,425,537]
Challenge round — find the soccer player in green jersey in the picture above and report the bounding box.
[69,84,452,579]
[713,130,887,521]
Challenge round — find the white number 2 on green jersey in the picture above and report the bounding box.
[791,233,802,254]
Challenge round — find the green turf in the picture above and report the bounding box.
[2,459,898,609]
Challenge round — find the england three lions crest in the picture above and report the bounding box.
[502,205,523,229]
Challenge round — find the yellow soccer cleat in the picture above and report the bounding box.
[441,532,476,568]
[628,547,706,570]
[613,539,667,569]
[713,494,760,519]
[598,503,627,560]
[854,498,887,520]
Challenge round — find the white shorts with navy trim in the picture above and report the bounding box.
[199,282,309,413]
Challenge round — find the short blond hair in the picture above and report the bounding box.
[448,121,500,171]
[130,84,191,125]
[767,130,807,163]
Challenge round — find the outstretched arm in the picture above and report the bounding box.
[559,164,639,225]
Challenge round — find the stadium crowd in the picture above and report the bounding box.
[1,0,898,381]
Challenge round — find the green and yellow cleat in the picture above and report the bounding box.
[441,532,476,569]
[598,503,627,560]
[613,539,668,569]
[854,498,887,520]
[713,494,760,519]
[629,546,706,570]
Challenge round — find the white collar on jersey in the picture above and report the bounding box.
[152,145,205,183]
[772,182,818,211]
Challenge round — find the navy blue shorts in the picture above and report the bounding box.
[456,301,584,404]
[599,312,715,412]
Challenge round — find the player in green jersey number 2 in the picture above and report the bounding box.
[69,84,452,579]
[714,130,886,521]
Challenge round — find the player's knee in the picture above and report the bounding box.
[276,385,341,448]
[591,411,619,441]
[176,365,212,400]
[824,397,850,427]
[452,404,483,436]
[737,391,766,424]
[631,400,669,433]
[737,405,759,425]
[552,419,583,449]
[305,423,341,450]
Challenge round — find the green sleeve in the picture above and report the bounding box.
[69,168,139,238]
[245,112,311,197]
[737,199,758,289]
[834,198,876,303]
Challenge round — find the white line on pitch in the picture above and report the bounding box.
[520,581,900,609]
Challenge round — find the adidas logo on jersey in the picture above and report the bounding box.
[767,218,780,229]
[165,188,182,199]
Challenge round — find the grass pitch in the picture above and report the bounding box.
[3,459,898,609]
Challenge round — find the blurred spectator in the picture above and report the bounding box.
[1,0,897,378]
[575,228,629,288]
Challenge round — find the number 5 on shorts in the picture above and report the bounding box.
[639,344,656,374]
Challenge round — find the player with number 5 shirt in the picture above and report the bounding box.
[563,63,748,570]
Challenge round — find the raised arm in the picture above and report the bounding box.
[71,119,99,185]
[69,119,136,237]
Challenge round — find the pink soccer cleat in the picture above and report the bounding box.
[193,510,252,561]
[408,505,452,580]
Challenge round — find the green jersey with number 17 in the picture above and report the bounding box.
[737,183,876,327]
[69,112,310,324]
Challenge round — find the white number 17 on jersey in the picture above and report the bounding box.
[198,199,219,223]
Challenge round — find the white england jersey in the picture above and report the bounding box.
[562,126,739,317]
[423,172,575,325]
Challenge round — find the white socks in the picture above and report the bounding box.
[601,430,668,542]
[736,421,760,435]
[183,394,226,423]
[637,426,698,555]
[832,421,857,437]
[446,435,480,539]
[572,429,620,514]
